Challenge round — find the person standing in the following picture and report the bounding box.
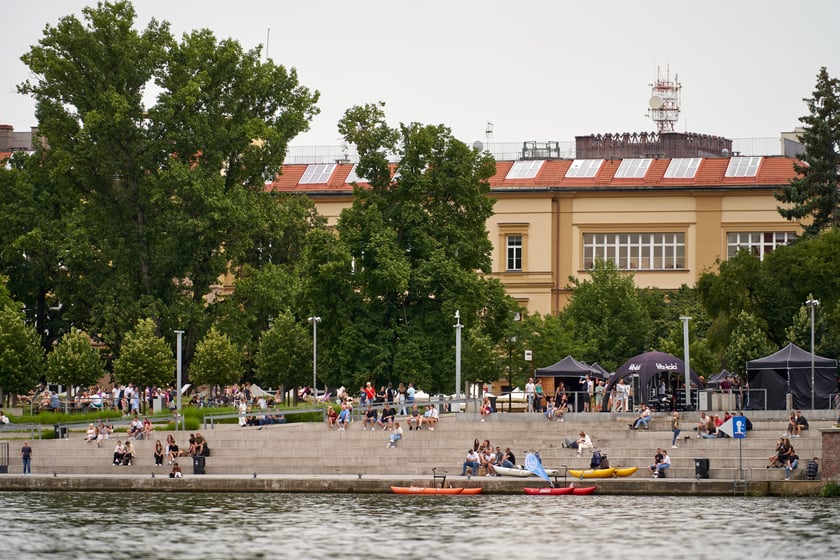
[21,441,33,475]
[671,411,681,448]
[594,379,605,412]
[525,378,536,413]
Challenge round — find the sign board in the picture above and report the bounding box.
[524,350,533,361]
[732,415,747,439]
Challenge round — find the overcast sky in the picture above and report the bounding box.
[3,0,839,148]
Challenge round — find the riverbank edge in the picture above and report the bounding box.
[0,475,825,497]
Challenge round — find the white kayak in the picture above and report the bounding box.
[494,465,559,477]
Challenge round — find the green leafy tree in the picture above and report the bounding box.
[562,259,651,371]
[112,318,175,388]
[776,67,840,235]
[723,310,776,379]
[189,327,243,388]
[253,313,311,390]
[756,228,840,344]
[0,152,72,351]
[17,1,319,364]
[654,286,717,378]
[697,250,764,356]
[0,305,45,401]
[323,102,509,392]
[46,330,105,390]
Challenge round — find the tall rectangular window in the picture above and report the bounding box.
[507,235,523,271]
[583,232,685,270]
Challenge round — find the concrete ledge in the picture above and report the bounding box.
[0,474,825,496]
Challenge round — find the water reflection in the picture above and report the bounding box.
[1,492,837,559]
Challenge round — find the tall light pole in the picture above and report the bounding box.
[806,298,819,410]
[680,316,692,409]
[454,310,463,397]
[308,317,321,401]
[174,330,184,431]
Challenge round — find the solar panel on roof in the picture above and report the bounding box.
[300,163,337,184]
[565,159,603,178]
[505,160,544,179]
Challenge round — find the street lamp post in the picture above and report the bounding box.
[806,298,819,410]
[680,316,692,409]
[174,330,184,431]
[308,317,321,402]
[454,310,463,397]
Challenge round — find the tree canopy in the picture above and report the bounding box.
[776,67,840,235]
[12,0,320,368]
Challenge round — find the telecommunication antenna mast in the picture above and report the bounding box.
[647,66,681,133]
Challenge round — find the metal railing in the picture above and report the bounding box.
[202,408,324,430]
[283,137,788,165]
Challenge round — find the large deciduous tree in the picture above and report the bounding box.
[776,67,840,235]
[562,259,652,371]
[324,102,512,392]
[17,1,319,364]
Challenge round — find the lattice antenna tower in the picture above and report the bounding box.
[647,66,681,133]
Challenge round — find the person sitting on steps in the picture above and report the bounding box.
[631,404,651,430]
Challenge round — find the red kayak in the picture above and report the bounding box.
[523,486,597,496]
[391,486,483,495]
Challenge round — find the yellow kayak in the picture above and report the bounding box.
[568,466,638,479]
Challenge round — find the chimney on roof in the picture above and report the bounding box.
[0,124,12,151]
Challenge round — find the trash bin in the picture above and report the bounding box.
[694,458,710,479]
[192,455,206,475]
[54,425,67,439]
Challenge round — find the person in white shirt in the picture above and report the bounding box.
[525,378,536,412]
[652,449,671,478]
[631,404,652,430]
[576,431,593,456]
[461,449,480,476]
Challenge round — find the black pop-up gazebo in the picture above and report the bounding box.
[745,343,838,410]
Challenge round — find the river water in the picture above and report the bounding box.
[0,492,837,559]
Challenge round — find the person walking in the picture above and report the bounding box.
[21,440,33,475]
[671,411,681,448]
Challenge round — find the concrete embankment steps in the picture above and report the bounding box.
[4,411,832,481]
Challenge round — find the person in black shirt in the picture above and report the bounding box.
[379,404,396,430]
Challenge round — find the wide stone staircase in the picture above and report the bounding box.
[3,410,834,481]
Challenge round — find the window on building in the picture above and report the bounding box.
[614,158,652,179]
[565,159,604,178]
[724,156,763,177]
[663,158,701,179]
[300,163,337,184]
[726,231,796,260]
[583,232,686,270]
[506,234,523,271]
[506,160,544,179]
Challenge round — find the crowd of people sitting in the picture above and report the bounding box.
[461,439,516,476]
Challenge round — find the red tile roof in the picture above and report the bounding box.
[267,156,799,195]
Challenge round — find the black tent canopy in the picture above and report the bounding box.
[745,343,838,410]
[535,355,602,378]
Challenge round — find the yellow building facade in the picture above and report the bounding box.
[271,155,800,316]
